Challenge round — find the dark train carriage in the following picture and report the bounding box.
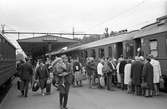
[133,16,167,76]
[81,33,133,60]
[0,33,16,88]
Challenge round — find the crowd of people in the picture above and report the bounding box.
[86,54,163,97]
[16,53,163,108]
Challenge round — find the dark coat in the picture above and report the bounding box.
[86,61,97,76]
[73,61,81,72]
[35,65,49,80]
[35,65,49,89]
[20,62,33,81]
[59,62,72,94]
[131,61,144,85]
[119,60,127,74]
[142,62,153,89]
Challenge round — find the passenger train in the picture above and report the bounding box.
[0,32,16,90]
[49,15,167,90]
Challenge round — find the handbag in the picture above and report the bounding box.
[160,78,165,89]
[100,76,105,87]
[32,81,39,92]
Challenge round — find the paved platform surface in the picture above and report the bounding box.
[1,80,167,109]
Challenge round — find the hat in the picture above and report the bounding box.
[61,54,67,59]
[139,56,144,61]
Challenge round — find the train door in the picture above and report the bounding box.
[116,42,123,58]
[125,42,134,59]
[134,38,142,56]
[98,48,105,58]
[91,49,96,59]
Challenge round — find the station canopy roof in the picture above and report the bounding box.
[17,35,79,57]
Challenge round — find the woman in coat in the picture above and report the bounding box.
[150,57,162,96]
[35,60,49,96]
[142,57,154,97]
[124,59,132,93]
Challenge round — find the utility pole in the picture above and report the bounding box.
[1,24,5,34]
[72,27,75,39]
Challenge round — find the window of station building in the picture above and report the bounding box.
[149,39,158,57]
[0,37,2,43]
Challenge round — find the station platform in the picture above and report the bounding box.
[1,79,167,109]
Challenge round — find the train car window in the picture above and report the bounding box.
[166,38,167,56]
[149,39,158,57]
[0,37,2,43]
[108,46,112,57]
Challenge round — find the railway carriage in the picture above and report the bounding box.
[0,32,16,89]
[48,15,167,90]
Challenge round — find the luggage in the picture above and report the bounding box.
[46,79,51,94]
[100,76,105,87]
[32,81,39,92]
[160,78,165,89]
[52,76,59,87]
[17,79,24,91]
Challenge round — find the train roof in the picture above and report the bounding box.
[52,32,135,55]
[134,15,167,39]
[48,15,167,55]
[0,32,16,49]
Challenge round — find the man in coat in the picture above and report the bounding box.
[142,57,154,97]
[119,57,127,90]
[35,60,49,96]
[131,56,144,95]
[86,57,97,88]
[20,58,33,97]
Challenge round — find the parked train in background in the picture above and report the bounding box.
[0,32,16,90]
[49,15,167,90]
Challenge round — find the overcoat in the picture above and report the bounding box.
[150,59,161,83]
[35,65,49,89]
[124,63,131,85]
[86,61,97,76]
[131,61,143,85]
[20,62,33,81]
[142,62,154,89]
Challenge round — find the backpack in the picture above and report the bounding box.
[73,62,81,71]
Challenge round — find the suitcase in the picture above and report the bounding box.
[46,79,51,94]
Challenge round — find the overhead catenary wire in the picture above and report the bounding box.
[86,0,145,32]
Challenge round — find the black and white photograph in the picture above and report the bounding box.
[0,0,167,109]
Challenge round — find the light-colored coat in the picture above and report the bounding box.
[116,63,121,83]
[150,59,162,83]
[97,62,103,75]
[124,63,131,85]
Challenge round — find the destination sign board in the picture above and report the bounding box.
[43,37,57,41]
